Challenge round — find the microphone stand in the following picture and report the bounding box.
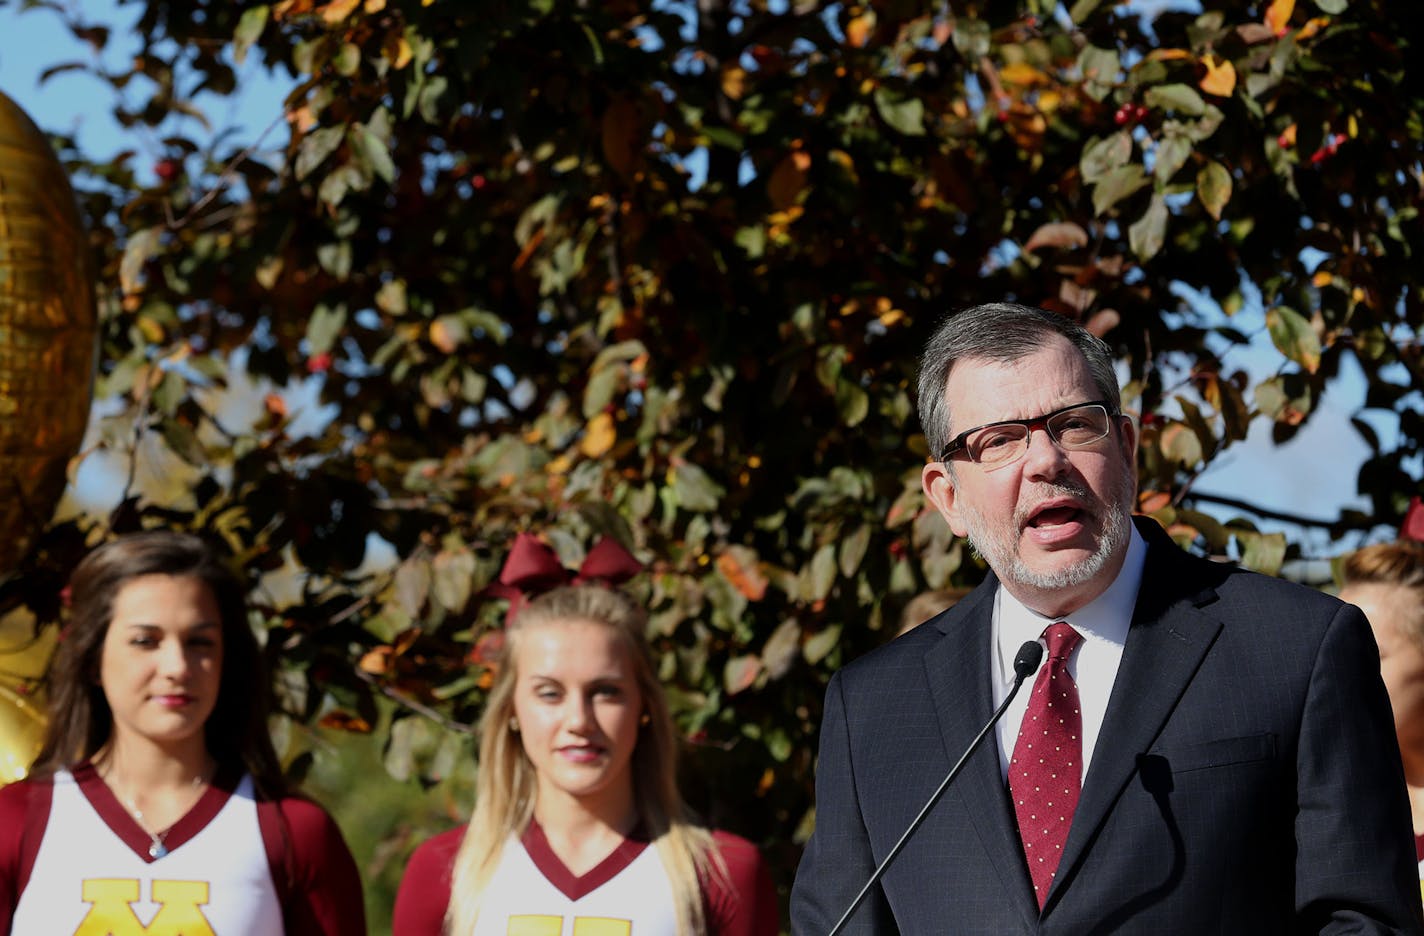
[826,641,1044,936]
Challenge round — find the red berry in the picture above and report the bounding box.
[154,158,180,181]
[307,352,333,374]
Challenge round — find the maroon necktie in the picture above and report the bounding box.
[1009,621,1083,908]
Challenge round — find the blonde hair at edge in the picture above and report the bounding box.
[445,585,726,936]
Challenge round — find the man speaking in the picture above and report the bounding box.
[791,303,1423,934]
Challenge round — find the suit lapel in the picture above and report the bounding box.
[925,578,1039,929]
[1045,527,1225,910]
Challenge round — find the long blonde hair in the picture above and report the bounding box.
[445,585,724,935]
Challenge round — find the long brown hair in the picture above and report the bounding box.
[31,530,286,798]
[446,585,724,936]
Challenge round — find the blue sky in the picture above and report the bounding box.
[0,1,1394,563]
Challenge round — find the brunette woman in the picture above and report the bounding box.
[0,530,366,934]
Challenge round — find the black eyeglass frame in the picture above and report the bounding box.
[938,399,1120,465]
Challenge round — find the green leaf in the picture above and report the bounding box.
[1312,0,1347,11]
[1080,131,1132,184]
[119,226,162,295]
[1069,0,1107,25]
[353,123,396,184]
[295,126,345,181]
[723,655,761,695]
[760,619,802,680]
[839,524,871,578]
[1236,530,1286,576]
[1145,83,1207,116]
[1076,46,1119,101]
[1128,194,1168,260]
[316,241,353,280]
[1153,132,1192,183]
[670,462,723,513]
[334,42,361,77]
[807,543,837,601]
[1265,305,1321,373]
[582,365,620,418]
[1197,160,1232,220]
[803,625,842,665]
[431,548,477,613]
[1159,421,1204,467]
[306,304,346,355]
[233,6,268,65]
[873,87,926,136]
[418,76,448,123]
[1091,164,1149,216]
[836,379,869,427]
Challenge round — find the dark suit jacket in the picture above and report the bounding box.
[791,520,1424,935]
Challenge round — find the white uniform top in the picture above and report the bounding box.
[471,833,676,936]
[11,770,283,936]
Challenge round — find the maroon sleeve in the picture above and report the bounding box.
[705,830,780,936]
[392,826,465,936]
[0,778,48,936]
[0,781,27,935]
[270,796,368,936]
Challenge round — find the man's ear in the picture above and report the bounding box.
[1116,412,1139,468]
[922,460,969,537]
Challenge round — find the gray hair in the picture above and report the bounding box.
[916,303,1121,459]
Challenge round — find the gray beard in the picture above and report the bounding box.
[960,472,1136,593]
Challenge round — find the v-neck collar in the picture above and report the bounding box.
[73,761,239,864]
[521,818,652,901]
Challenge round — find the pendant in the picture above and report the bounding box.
[149,842,168,859]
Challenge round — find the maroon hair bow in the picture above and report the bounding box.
[1402,496,1424,543]
[487,533,642,625]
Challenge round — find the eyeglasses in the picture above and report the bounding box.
[939,400,1117,470]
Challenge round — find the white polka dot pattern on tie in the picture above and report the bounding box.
[1009,621,1083,909]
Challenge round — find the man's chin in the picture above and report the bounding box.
[1009,544,1110,593]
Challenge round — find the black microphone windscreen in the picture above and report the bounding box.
[1013,640,1044,680]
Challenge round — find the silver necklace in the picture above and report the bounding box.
[125,799,173,859]
[101,766,211,860]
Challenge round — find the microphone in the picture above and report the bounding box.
[826,639,1045,936]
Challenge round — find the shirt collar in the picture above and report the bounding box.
[994,523,1148,682]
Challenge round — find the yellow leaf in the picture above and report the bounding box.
[318,0,361,24]
[767,151,810,210]
[1146,48,1193,62]
[580,411,617,458]
[1312,271,1333,288]
[1265,0,1294,35]
[1297,16,1327,40]
[846,13,873,47]
[429,317,461,354]
[136,316,165,343]
[385,34,412,69]
[999,62,1046,86]
[272,0,314,21]
[721,65,747,101]
[364,0,386,10]
[1199,55,1236,97]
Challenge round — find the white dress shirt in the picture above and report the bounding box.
[991,525,1147,784]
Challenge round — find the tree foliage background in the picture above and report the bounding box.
[4,0,1423,925]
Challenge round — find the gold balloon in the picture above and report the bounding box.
[0,89,98,782]
[0,88,98,573]
[0,610,55,783]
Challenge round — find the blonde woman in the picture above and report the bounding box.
[393,584,777,935]
[1341,537,1424,888]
